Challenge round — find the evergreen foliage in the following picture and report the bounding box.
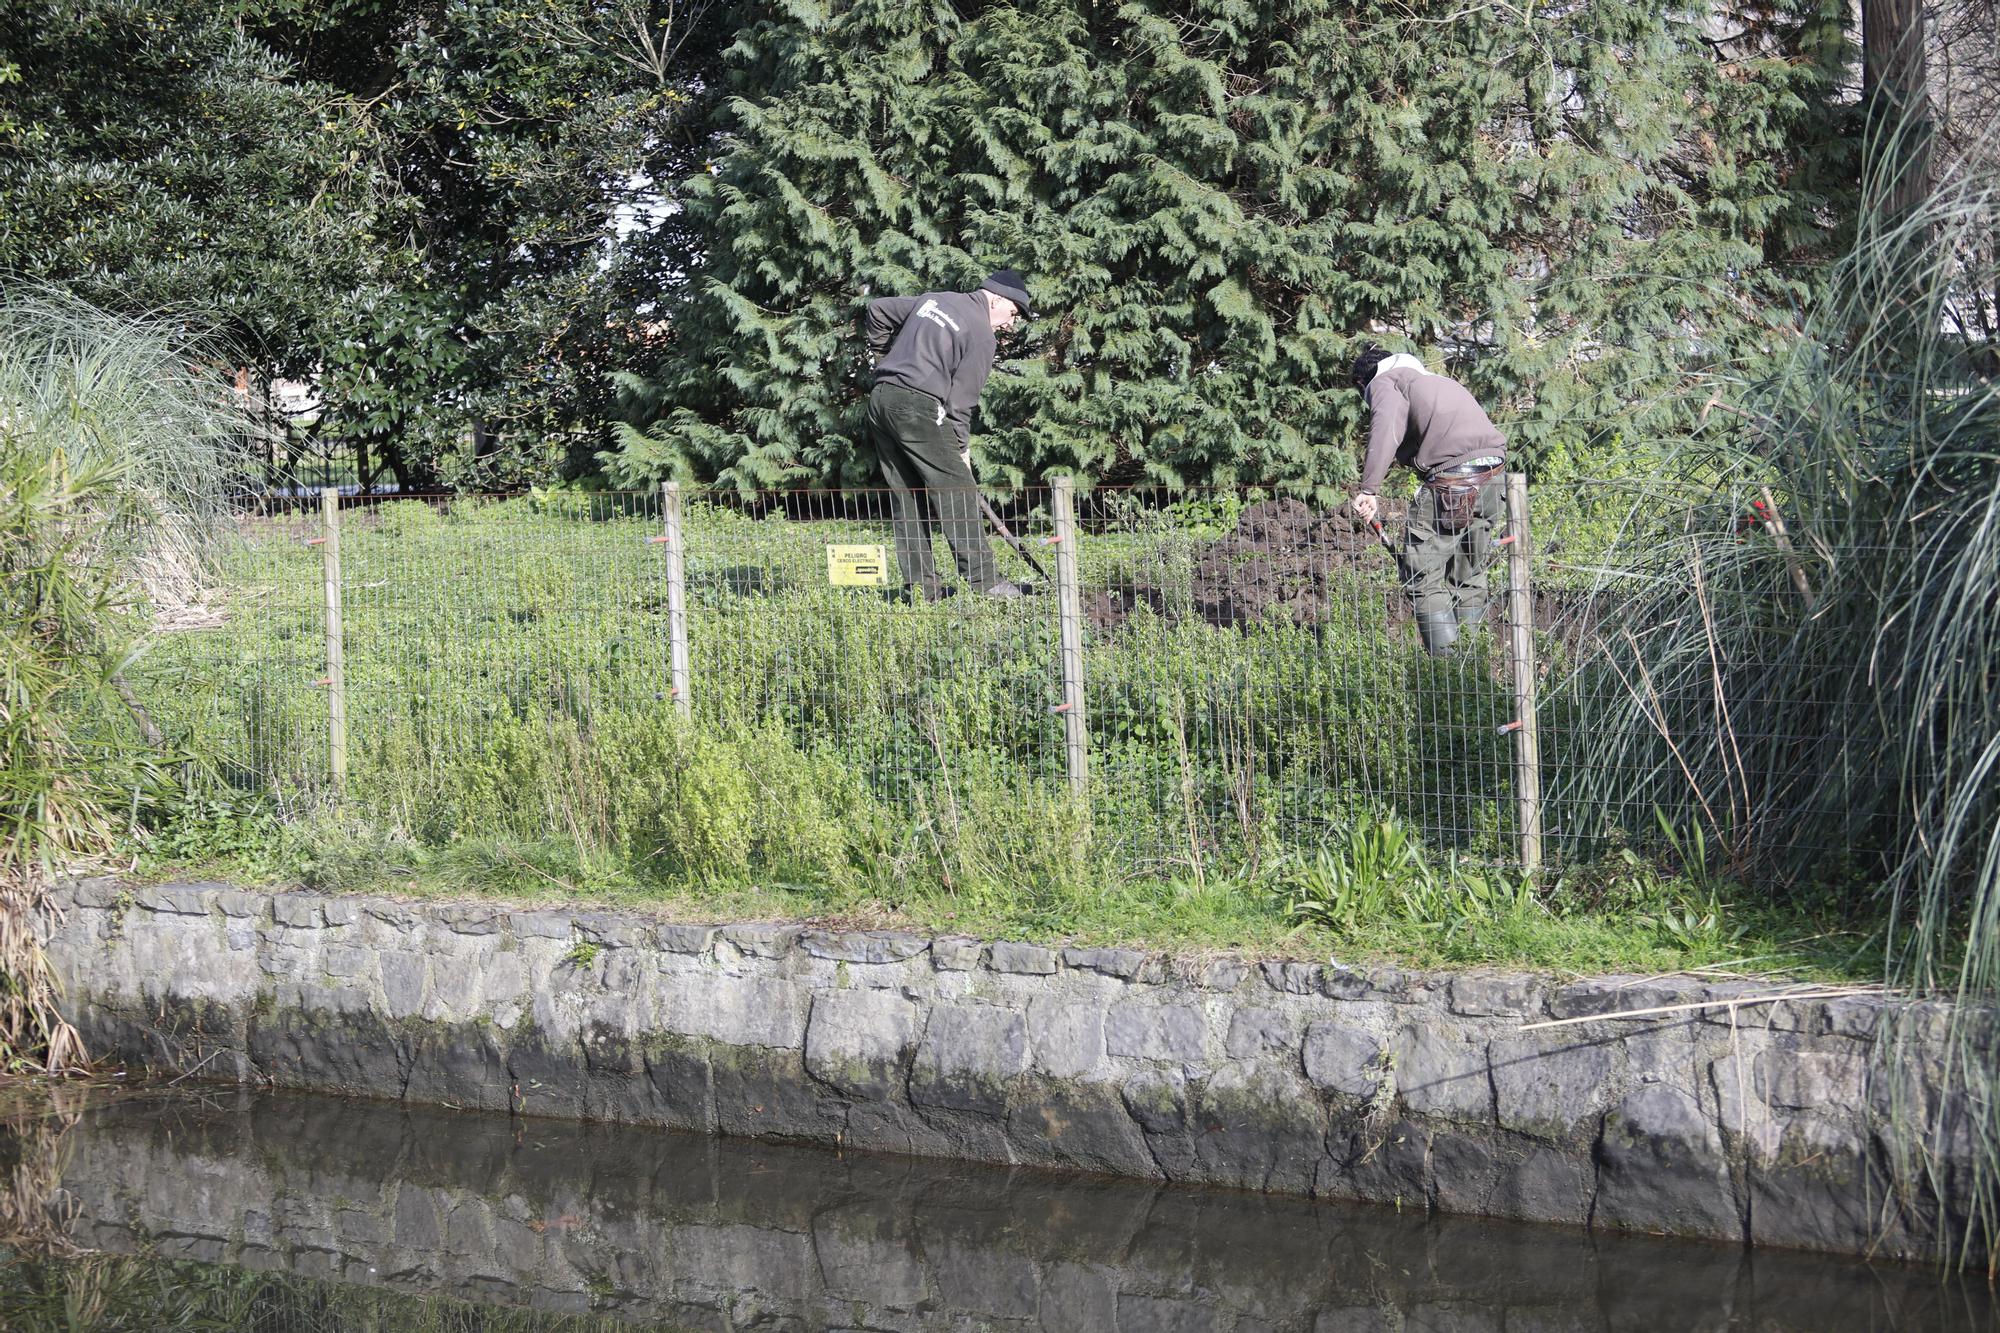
[1,0,723,491]
[246,0,727,489]
[609,0,1855,493]
[0,0,391,378]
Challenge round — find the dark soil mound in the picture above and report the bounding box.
[1087,498,1399,633]
[1084,497,1577,640]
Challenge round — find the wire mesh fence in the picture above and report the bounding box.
[130,477,1858,879]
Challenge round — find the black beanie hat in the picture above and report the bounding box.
[1351,342,1389,391]
[979,269,1032,320]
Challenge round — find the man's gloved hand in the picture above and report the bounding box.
[1353,492,1379,524]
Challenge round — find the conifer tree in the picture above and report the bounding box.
[610,0,1854,492]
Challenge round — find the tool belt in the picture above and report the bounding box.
[1421,459,1503,534]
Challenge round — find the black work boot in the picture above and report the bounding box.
[1416,611,1459,657]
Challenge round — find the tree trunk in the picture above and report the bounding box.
[1863,0,1932,221]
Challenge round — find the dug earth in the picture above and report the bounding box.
[42,880,1982,1263]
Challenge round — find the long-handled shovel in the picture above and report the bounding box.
[979,492,1050,581]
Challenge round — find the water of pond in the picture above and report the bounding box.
[0,1086,1989,1332]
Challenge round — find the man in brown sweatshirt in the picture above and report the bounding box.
[1349,344,1507,657]
[863,270,1033,601]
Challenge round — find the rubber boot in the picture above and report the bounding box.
[1416,611,1459,658]
[1455,599,1486,628]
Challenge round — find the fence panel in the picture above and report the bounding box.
[148,483,1540,866]
[137,501,328,804]
[680,487,1070,834]
[1076,489,1518,871]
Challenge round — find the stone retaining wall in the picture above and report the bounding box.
[42,880,1978,1261]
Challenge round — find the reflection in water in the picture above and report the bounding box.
[0,1088,1991,1332]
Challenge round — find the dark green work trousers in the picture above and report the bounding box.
[1403,475,1504,621]
[868,382,998,598]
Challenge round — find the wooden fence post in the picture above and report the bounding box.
[1504,473,1543,876]
[318,487,348,796]
[1051,477,1088,800]
[662,481,692,717]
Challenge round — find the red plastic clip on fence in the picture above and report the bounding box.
[646,535,669,545]
[1497,719,1524,735]
[1495,533,1518,547]
[1042,534,1062,546]
[1049,702,1073,714]
[313,676,332,687]
[305,537,326,547]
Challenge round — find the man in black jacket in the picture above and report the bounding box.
[863,269,1032,601]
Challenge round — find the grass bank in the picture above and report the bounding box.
[132,795,1883,981]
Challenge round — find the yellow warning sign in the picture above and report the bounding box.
[826,543,889,587]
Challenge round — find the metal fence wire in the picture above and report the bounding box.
[136,479,1852,878]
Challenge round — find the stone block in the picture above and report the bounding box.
[144,885,215,916]
[1449,973,1537,1018]
[1191,1061,1326,1194]
[717,922,800,958]
[1708,1052,1783,1161]
[322,945,373,980]
[1105,1003,1205,1062]
[1757,1048,1865,1110]
[804,988,920,1096]
[321,899,361,927]
[508,911,572,941]
[911,1003,1028,1115]
[215,890,263,919]
[1118,1293,1229,1333]
[1821,998,1882,1039]
[932,935,983,970]
[1747,1112,1878,1252]
[1489,1033,1619,1138]
[1027,999,1104,1079]
[1062,946,1149,979]
[987,941,1059,975]
[658,974,807,1049]
[1199,960,1249,991]
[1224,1007,1297,1060]
[436,904,501,935]
[1594,1085,1741,1240]
[269,894,320,928]
[1548,976,1694,1022]
[1392,1024,1491,1120]
[69,878,124,909]
[1303,1023,1383,1097]
[657,924,716,955]
[573,912,650,948]
[362,899,420,929]
[380,951,429,1020]
[800,929,928,963]
[1120,1068,1187,1133]
[1261,961,1319,995]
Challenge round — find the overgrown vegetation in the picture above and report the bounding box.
[120,487,1874,980]
[1562,112,2000,1270]
[0,291,247,1073]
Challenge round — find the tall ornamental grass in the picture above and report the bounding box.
[1560,115,1999,1269]
[0,289,250,1073]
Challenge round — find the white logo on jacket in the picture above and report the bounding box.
[916,299,962,334]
